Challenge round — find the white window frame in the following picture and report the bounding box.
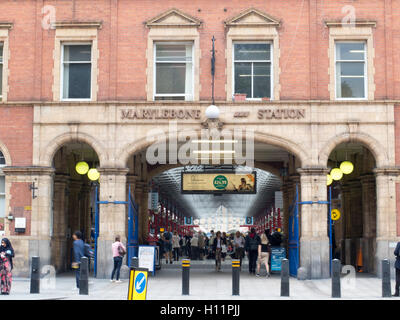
[232,41,273,101]
[334,41,367,101]
[60,42,93,102]
[153,41,194,101]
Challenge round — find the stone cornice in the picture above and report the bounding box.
[324,20,377,28]
[297,167,330,176]
[98,167,129,175]
[0,22,13,30]
[145,8,202,28]
[52,21,103,29]
[224,7,280,28]
[2,166,55,176]
[373,167,400,176]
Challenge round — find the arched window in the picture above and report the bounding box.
[0,150,5,220]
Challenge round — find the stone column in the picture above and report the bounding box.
[341,183,352,265]
[96,167,129,279]
[374,168,400,277]
[360,174,377,273]
[297,167,330,279]
[52,174,69,273]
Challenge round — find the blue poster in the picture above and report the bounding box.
[271,247,286,271]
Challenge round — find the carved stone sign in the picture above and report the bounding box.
[121,108,201,120]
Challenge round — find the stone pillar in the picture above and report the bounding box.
[96,168,128,279]
[360,174,377,273]
[374,168,400,277]
[297,167,330,279]
[52,174,69,273]
[341,183,351,265]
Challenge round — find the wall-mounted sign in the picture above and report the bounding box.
[14,217,26,233]
[121,108,201,120]
[275,191,283,209]
[148,192,159,211]
[182,172,256,194]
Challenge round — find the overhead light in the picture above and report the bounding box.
[87,168,100,181]
[340,161,354,175]
[205,104,220,119]
[330,168,343,181]
[327,174,333,186]
[75,161,89,175]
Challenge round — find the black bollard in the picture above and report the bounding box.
[79,257,89,295]
[280,258,289,297]
[232,259,240,296]
[30,256,40,294]
[331,259,341,298]
[382,259,391,298]
[131,257,139,269]
[182,259,190,295]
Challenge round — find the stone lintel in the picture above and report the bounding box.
[52,21,103,29]
[373,167,400,176]
[2,166,55,176]
[297,167,330,176]
[98,167,129,176]
[0,22,13,30]
[324,20,377,28]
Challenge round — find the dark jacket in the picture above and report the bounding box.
[0,238,14,270]
[395,242,400,269]
[212,237,227,252]
[245,233,261,251]
[73,239,85,264]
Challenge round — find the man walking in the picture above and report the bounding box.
[245,228,260,275]
[394,241,400,297]
[72,231,85,290]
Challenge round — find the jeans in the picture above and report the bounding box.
[75,268,80,288]
[215,248,222,271]
[173,248,179,261]
[248,250,258,273]
[111,256,123,281]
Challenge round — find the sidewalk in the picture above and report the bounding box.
[2,260,400,300]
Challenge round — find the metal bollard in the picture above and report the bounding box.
[182,259,190,295]
[232,259,240,296]
[280,258,289,297]
[131,257,139,269]
[382,259,391,297]
[79,257,89,295]
[30,256,40,294]
[331,259,341,298]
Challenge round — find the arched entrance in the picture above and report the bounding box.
[327,141,377,274]
[51,141,100,273]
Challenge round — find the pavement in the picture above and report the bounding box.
[2,258,400,300]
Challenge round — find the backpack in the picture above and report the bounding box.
[84,243,93,258]
[164,231,171,241]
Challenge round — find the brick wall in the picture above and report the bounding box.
[9,182,31,236]
[0,0,397,101]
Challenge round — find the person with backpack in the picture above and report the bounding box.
[245,228,261,275]
[111,235,126,283]
[163,226,173,264]
[72,231,85,290]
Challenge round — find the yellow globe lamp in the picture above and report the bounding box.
[330,168,343,181]
[75,161,89,175]
[87,168,100,181]
[327,174,333,186]
[340,161,354,175]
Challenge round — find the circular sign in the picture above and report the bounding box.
[134,272,146,294]
[213,175,228,190]
[331,209,341,221]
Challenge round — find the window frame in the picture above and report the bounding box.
[0,151,5,219]
[153,41,195,101]
[0,42,3,101]
[232,41,273,101]
[334,40,368,101]
[60,42,93,102]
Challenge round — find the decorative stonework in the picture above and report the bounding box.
[0,23,12,102]
[224,8,281,101]
[145,8,202,28]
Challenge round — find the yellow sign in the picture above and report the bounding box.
[331,209,341,221]
[182,172,256,194]
[128,269,148,300]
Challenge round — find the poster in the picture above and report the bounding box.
[138,245,155,274]
[271,247,286,272]
[182,172,256,194]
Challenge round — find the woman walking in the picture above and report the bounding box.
[212,231,226,272]
[0,238,14,295]
[256,232,271,277]
[111,235,126,283]
[172,231,180,261]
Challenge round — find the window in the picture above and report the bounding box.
[0,151,5,218]
[61,44,92,100]
[154,43,193,101]
[233,43,272,99]
[0,43,3,100]
[335,42,366,99]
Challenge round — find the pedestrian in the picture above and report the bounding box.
[209,230,215,259]
[184,232,192,258]
[394,241,400,296]
[198,232,205,260]
[212,231,226,272]
[163,227,173,264]
[256,232,271,277]
[0,238,14,295]
[245,228,261,275]
[233,231,245,267]
[191,233,199,260]
[221,232,228,261]
[172,231,180,261]
[72,231,85,290]
[111,235,126,283]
